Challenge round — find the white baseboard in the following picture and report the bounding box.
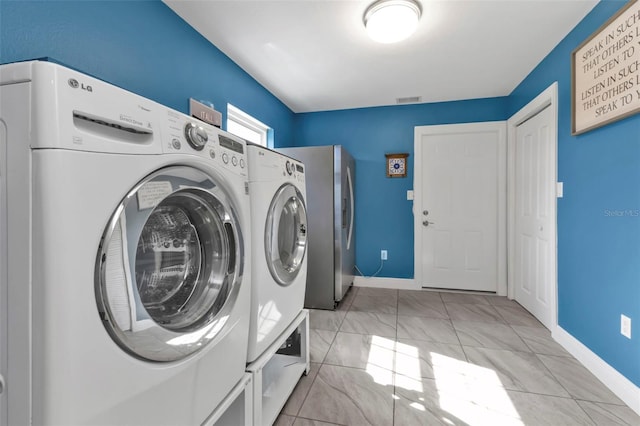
[553,326,640,416]
[353,276,417,290]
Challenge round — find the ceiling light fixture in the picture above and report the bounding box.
[364,0,422,44]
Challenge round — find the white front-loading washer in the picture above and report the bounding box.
[246,144,307,363]
[0,60,251,425]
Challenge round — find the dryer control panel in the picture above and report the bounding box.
[284,158,305,186]
[161,108,248,177]
[247,144,305,185]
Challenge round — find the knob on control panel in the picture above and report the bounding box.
[184,122,208,150]
[285,160,293,175]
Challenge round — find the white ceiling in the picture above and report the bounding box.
[165,0,598,113]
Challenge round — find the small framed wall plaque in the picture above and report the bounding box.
[571,0,640,135]
[385,153,409,178]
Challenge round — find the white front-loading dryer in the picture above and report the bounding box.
[0,61,251,425]
[246,144,307,363]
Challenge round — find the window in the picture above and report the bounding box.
[226,104,270,147]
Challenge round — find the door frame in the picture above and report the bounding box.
[413,121,507,295]
[506,82,558,328]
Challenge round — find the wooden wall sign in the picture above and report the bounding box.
[572,0,640,135]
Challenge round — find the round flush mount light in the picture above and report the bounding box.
[364,0,422,44]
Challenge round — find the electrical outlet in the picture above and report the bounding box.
[381,250,388,260]
[621,314,631,339]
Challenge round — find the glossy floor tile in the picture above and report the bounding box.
[336,286,358,312]
[349,292,397,315]
[309,309,346,332]
[441,292,490,305]
[340,311,396,337]
[453,320,530,352]
[462,346,571,397]
[576,400,640,425]
[324,332,395,371]
[298,364,394,426]
[394,338,466,380]
[276,287,640,426]
[445,302,506,323]
[308,329,336,363]
[397,297,449,319]
[494,304,545,327]
[537,353,624,404]
[397,315,459,343]
[511,324,571,357]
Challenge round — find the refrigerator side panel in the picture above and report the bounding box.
[277,146,336,309]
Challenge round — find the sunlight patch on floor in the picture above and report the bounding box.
[363,337,525,424]
[395,339,423,388]
[432,352,524,425]
[365,335,395,386]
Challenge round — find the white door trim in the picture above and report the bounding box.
[414,121,507,295]
[507,82,559,327]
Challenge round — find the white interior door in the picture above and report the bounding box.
[514,105,555,328]
[414,122,506,292]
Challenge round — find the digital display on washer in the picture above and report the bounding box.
[296,164,304,173]
[218,135,244,154]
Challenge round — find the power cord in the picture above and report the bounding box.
[354,258,384,278]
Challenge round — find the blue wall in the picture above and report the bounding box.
[0,0,296,146]
[293,99,509,278]
[510,0,640,387]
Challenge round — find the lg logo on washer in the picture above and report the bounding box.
[68,78,93,92]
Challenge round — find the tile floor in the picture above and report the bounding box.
[275,287,640,426]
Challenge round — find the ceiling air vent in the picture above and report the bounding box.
[396,96,422,104]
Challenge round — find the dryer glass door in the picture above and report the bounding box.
[96,166,244,362]
[265,183,307,286]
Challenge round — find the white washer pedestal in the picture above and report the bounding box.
[246,309,310,426]
[203,374,253,426]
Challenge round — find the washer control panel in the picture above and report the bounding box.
[162,108,247,177]
[183,122,208,150]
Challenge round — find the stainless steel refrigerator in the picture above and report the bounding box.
[277,145,355,310]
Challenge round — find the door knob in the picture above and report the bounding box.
[423,210,429,216]
[422,220,434,227]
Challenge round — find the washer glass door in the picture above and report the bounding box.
[96,166,244,362]
[265,183,307,286]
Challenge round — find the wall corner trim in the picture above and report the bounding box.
[353,276,417,290]
[553,326,640,416]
